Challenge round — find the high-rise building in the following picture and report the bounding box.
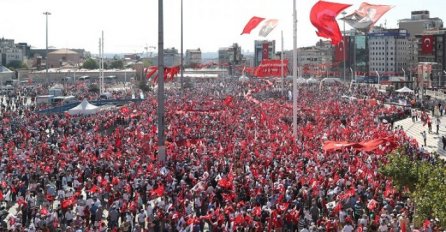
[297,40,333,77]
[399,11,443,37]
[152,48,180,67]
[218,43,243,76]
[399,11,443,73]
[254,40,275,66]
[368,28,411,77]
[416,30,446,86]
[0,38,25,66]
[185,48,202,68]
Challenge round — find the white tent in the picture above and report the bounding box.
[239,74,249,82]
[395,86,414,93]
[307,77,319,84]
[68,99,99,115]
[296,77,307,84]
[321,78,342,84]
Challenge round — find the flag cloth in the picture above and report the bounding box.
[258,19,279,37]
[421,35,434,55]
[254,59,289,78]
[342,2,393,32]
[241,16,265,35]
[262,42,269,60]
[334,36,349,62]
[310,1,351,45]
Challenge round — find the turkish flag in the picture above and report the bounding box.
[310,1,352,45]
[151,184,165,197]
[334,36,349,62]
[61,197,76,209]
[421,35,434,55]
[223,96,233,106]
[241,16,265,35]
[262,42,269,60]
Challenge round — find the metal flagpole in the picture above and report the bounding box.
[342,11,347,83]
[43,12,51,84]
[102,31,105,94]
[99,38,102,94]
[292,0,298,138]
[180,0,184,92]
[281,30,284,97]
[157,0,166,162]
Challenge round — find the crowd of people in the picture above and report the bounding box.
[0,78,441,231]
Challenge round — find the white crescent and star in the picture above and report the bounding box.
[424,38,431,48]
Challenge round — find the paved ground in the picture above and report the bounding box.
[394,113,446,159]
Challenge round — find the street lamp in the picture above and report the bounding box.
[180,0,184,92]
[43,11,51,84]
[157,0,166,163]
[402,68,406,80]
[341,11,347,83]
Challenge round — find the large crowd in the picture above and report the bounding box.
[0,78,442,231]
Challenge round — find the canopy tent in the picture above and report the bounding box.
[395,86,414,93]
[296,77,307,84]
[239,74,249,82]
[68,99,99,115]
[321,77,342,84]
[307,77,319,84]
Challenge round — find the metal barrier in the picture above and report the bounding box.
[36,98,144,114]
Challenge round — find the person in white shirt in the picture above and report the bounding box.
[342,223,354,232]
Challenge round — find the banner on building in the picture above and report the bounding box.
[334,36,349,62]
[254,59,289,78]
[421,35,434,55]
[262,42,270,60]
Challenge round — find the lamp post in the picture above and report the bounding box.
[157,0,166,163]
[43,11,51,84]
[402,68,406,81]
[180,0,184,92]
[342,11,347,83]
[292,0,298,138]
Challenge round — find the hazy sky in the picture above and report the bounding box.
[0,0,444,54]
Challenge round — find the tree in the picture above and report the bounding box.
[380,148,446,228]
[138,79,151,92]
[82,58,99,69]
[110,60,124,69]
[7,60,25,70]
[88,84,100,93]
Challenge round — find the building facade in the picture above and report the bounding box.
[368,28,411,77]
[0,38,25,66]
[254,40,275,67]
[185,48,202,68]
[47,49,82,68]
[416,30,446,86]
[399,11,443,73]
[297,40,333,77]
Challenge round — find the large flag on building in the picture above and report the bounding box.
[310,1,352,45]
[342,2,393,32]
[241,16,265,35]
[334,36,349,62]
[421,35,435,55]
[258,19,279,37]
[254,59,289,78]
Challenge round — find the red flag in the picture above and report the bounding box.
[61,197,76,209]
[40,207,49,216]
[146,66,158,79]
[241,16,265,35]
[120,106,130,115]
[151,184,165,197]
[262,42,269,60]
[0,191,3,201]
[334,37,349,62]
[310,1,352,45]
[223,96,233,106]
[421,35,434,55]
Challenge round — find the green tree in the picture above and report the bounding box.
[82,58,99,69]
[7,60,25,70]
[380,149,446,227]
[110,60,124,69]
[138,79,151,92]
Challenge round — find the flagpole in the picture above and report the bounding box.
[342,11,347,84]
[292,0,298,138]
[281,30,285,97]
[180,0,184,92]
[157,0,166,163]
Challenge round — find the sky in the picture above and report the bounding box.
[0,0,444,54]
